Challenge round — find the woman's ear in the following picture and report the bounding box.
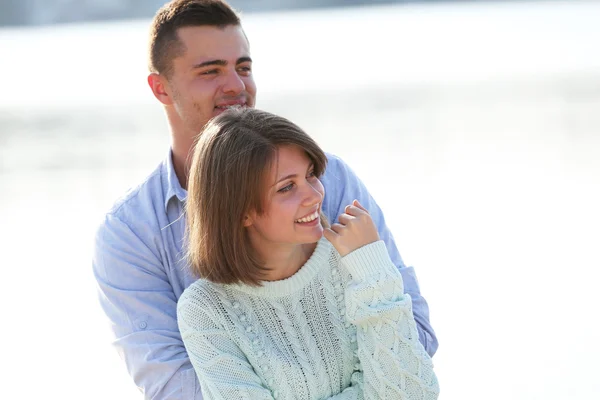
[243,214,253,227]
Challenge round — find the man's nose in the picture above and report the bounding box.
[222,69,245,95]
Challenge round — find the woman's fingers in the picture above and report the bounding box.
[326,201,378,257]
[328,223,345,234]
[342,200,369,216]
[337,213,354,226]
[344,203,369,217]
[323,228,338,242]
[353,199,368,213]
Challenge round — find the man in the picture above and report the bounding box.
[93,0,438,398]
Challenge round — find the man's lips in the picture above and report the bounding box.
[215,100,247,109]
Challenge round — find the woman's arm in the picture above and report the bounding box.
[326,372,363,399]
[343,241,439,399]
[321,154,437,356]
[325,201,439,399]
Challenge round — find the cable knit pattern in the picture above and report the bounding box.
[177,238,439,400]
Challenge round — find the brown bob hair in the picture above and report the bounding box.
[148,0,241,78]
[186,108,328,286]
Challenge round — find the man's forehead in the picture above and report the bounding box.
[176,25,249,57]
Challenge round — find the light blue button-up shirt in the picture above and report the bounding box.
[93,150,437,399]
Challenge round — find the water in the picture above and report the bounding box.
[1,1,599,399]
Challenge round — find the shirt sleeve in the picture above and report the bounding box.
[320,153,438,356]
[93,213,201,400]
[341,241,440,399]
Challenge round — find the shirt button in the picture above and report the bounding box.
[331,268,338,275]
[246,326,252,333]
[240,315,247,322]
[138,321,147,329]
[233,302,240,309]
[273,391,279,398]
[345,322,351,328]
[268,378,274,385]
[258,351,264,357]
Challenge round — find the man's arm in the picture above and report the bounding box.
[93,213,201,399]
[320,153,438,356]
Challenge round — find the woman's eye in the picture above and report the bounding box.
[278,183,294,193]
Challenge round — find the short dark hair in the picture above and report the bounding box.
[148,0,241,78]
[186,108,329,286]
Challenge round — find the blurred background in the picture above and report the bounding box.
[1,0,599,399]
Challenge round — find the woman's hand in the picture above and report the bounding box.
[324,200,380,257]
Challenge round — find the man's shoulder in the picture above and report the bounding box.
[94,161,170,242]
[324,151,346,168]
[322,151,355,184]
[104,161,166,222]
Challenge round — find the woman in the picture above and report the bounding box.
[177,108,439,399]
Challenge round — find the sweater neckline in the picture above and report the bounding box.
[228,237,332,298]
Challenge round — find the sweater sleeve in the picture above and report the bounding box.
[321,153,438,356]
[325,371,364,400]
[341,241,440,399]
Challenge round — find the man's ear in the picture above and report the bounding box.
[148,73,174,106]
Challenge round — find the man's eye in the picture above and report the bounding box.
[238,66,252,75]
[201,69,218,75]
[278,183,294,193]
[307,170,316,178]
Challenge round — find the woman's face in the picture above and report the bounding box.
[244,145,325,254]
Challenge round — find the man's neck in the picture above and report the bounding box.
[171,144,190,190]
[166,107,200,190]
[170,127,198,190]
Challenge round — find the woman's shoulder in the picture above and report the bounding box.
[177,279,226,325]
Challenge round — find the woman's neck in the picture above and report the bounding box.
[259,242,318,282]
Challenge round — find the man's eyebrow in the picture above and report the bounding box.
[236,56,252,64]
[192,59,227,69]
[192,57,252,70]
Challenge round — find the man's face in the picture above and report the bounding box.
[167,24,257,135]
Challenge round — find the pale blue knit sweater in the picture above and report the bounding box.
[177,238,439,399]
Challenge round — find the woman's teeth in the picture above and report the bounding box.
[295,211,319,223]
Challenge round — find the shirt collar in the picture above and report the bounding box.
[163,149,187,211]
